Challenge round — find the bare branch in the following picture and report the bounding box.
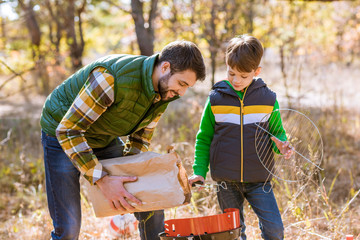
[0,84,36,100]
[148,0,159,30]
[78,0,87,13]
[0,59,28,83]
[0,128,12,146]
[77,0,87,55]
[0,60,36,91]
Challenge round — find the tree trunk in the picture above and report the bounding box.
[131,0,158,56]
[246,0,254,34]
[209,0,218,86]
[170,0,179,38]
[64,0,83,71]
[0,16,5,45]
[45,0,63,65]
[190,0,197,43]
[18,0,50,95]
[210,49,217,86]
[336,28,344,62]
[279,45,291,108]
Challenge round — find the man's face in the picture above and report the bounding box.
[158,70,197,101]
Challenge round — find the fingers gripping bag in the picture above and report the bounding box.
[83,151,191,217]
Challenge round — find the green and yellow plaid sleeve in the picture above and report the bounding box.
[124,100,162,156]
[56,67,114,185]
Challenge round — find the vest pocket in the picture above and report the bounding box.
[211,141,237,171]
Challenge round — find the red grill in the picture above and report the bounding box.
[159,208,241,240]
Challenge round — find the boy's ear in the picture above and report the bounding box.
[254,67,261,76]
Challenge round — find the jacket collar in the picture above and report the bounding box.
[212,78,267,97]
[142,53,159,100]
[142,53,179,103]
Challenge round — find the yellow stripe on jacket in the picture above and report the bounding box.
[211,105,273,125]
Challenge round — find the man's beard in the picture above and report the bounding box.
[158,72,176,100]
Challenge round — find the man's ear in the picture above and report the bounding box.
[161,61,171,74]
[254,67,262,76]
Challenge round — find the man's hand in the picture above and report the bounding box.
[271,137,294,159]
[96,175,142,211]
[188,175,205,187]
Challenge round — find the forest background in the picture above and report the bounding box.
[0,0,359,239]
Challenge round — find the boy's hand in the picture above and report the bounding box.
[271,137,294,159]
[188,175,205,187]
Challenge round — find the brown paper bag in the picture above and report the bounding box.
[83,151,191,217]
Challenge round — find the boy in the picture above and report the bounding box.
[188,35,292,240]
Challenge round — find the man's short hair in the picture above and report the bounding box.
[158,40,206,81]
[226,35,264,73]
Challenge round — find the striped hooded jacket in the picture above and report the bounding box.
[209,79,276,182]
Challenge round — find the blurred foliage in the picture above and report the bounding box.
[1,0,360,96]
[1,103,359,238]
[1,0,360,239]
[0,118,45,222]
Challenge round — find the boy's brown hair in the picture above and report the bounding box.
[226,35,263,73]
[158,40,206,82]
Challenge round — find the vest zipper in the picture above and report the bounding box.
[127,95,156,133]
[239,86,249,182]
[127,94,178,134]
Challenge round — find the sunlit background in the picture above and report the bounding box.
[0,0,359,239]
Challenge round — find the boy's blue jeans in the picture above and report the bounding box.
[41,131,164,240]
[217,181,284,240]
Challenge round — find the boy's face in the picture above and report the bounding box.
[227,66,261,91]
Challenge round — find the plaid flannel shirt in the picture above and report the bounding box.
[56,67,162,185]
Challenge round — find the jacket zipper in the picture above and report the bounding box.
[239,86,249,182]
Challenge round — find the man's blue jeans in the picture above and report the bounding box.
[217,181,284,240]
[41,131,164,240]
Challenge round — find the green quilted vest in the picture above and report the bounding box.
[40,54,174,148]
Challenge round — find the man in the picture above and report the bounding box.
[40,40,206,240]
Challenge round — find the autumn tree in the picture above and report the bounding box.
[192,0,248,86]
[44,0,86,71]
[102,0,158,56]
[18,0,50,95]
[130,0,158,56]
[10,0,89,95]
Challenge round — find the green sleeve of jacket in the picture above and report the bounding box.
[193,97,215,179]
[269,100,287,154]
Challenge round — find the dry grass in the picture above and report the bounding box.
[151,97,360,240]
[0,61,359,239]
